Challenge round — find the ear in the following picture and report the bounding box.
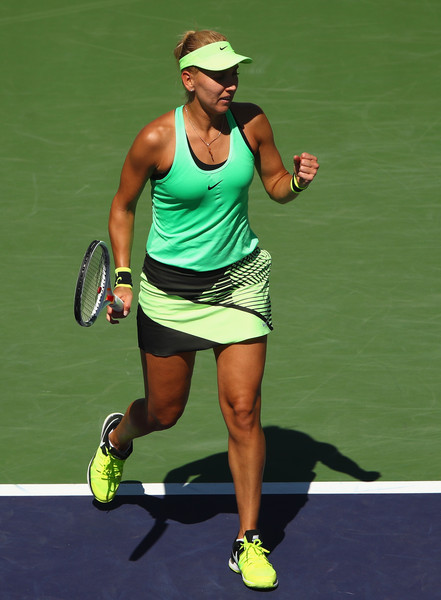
[181,69,196,93]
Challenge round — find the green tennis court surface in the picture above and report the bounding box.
[1,0,440,488]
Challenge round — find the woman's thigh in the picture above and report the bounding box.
[140,350,196,427]
[214,336,267,425]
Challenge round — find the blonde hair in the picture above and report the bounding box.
[174,30,228,101]
[173,30,227,65]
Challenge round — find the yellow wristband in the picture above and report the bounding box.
[114,267,133,288]
[291,173,308,193]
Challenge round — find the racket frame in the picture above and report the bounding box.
[74,240,123,327]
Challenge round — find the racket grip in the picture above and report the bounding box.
[106,291,124,313]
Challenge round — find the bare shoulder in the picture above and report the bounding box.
[230,102,273,150]
[127,109,176,172]
[230,102,264,125]
[133,109,175,153]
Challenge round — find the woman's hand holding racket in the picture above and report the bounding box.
[106,285,132,324]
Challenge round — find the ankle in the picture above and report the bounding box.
[108,429,130,455]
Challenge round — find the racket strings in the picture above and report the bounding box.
[80,248,107,322]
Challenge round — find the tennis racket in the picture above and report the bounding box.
[74,240,124,327]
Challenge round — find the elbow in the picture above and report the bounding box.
[266,188,295,204]
[269,194,293,205]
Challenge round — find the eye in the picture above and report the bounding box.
[218,68,239,82]
[205,67,239,85]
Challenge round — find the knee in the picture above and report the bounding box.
[149,404,185,431]
[226,395,261,434]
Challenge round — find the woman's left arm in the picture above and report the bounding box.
[252,110,319,204]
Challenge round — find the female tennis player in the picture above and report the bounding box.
[88,29,319,590]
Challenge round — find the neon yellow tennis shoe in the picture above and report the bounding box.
[229,529,278,589]
[87,413,132,503]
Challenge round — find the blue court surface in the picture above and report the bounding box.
[1,484,440,600]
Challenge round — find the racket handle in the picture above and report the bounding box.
[106,290,124,313]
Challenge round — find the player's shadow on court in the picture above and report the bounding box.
[99,426,380,561]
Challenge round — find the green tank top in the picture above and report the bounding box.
[146,105,258,271]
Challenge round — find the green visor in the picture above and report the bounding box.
[179,41,252,72]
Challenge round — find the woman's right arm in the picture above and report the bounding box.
[107,114,173,322]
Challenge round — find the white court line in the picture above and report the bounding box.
[1,481,441,497]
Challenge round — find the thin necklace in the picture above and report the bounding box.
[184,105,224,162]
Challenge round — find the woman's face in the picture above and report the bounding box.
[187,66,239,112]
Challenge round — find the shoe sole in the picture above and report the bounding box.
[87,413,124,502]
[228,558,240,574]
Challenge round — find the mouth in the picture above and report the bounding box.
[219,95,233,104]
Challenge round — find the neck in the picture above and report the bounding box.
[185,101,226,133]
[184,104,227,163]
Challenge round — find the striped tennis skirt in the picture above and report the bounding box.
[137,247,273,356]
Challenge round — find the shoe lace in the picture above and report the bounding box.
[241,539,271,565]
[102,452,124,480]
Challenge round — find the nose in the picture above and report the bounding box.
[224,77,238,92]
[223,67,239,91]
